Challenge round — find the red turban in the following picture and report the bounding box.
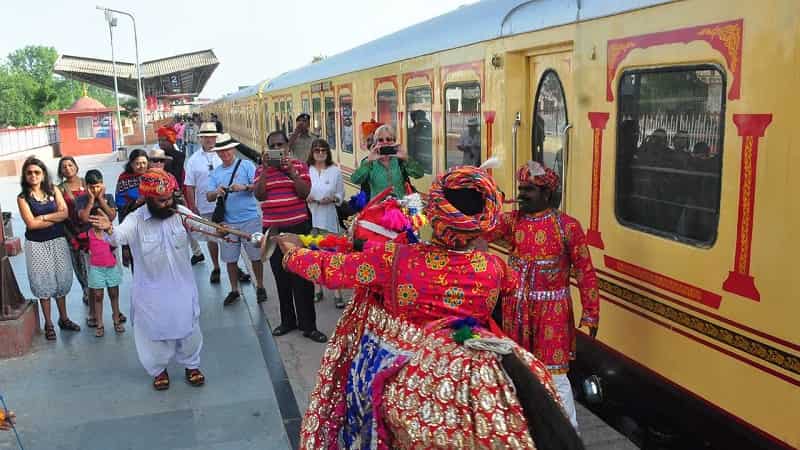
[425,166,502,248]
[157,126,177,144]
[139,169,177,198]
[517,160,559,192]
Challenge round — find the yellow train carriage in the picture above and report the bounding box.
[202,1,799,448]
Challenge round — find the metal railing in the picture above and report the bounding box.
[0,125,60,157]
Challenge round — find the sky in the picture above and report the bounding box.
[0,0,473,99]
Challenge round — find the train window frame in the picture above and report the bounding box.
[324,95,337,150]
[339,93,354,154]
[532,69,569,208]
[405,85,433,174]
[443,81,482,170]
[614,64,726,248]
[287,100,294,133]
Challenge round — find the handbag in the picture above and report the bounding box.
[211,159,242,223]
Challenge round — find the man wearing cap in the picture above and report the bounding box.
[88,169,208,391]
[185,122,224,273]
[206,134,267,305]
[484,160,599,429]
[287,113,319,163]
[457,117,481,166]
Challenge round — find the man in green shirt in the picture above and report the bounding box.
[350,124,423,199]
[288,113,319,163]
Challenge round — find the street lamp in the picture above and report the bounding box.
[96,5,147,145]
[102,9,124,147]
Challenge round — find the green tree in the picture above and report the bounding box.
[0,45,117,127]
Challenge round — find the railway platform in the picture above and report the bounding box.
[0,153,636,449]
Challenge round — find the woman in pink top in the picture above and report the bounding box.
[87,207,124,337]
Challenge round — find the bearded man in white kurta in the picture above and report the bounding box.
[90,169,207,390]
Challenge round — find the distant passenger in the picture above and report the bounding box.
[288,113,319,163]
[211,113,223,133]
[341,117,354,152]
[407,109,432,172]
[457,117,481,166]
[156,126,185,187]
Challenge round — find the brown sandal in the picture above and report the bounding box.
[113,320,125,333]
[95,326,104,338]
[58,318,81,332]
[153,370,170,390]
[185,368,205,387]
[44,324,56,341]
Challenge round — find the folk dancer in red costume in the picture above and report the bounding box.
[485,161,599,429]
[275,166,584,450]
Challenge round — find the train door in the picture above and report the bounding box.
[529,51,572,210]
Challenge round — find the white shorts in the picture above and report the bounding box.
[220,218,262,263]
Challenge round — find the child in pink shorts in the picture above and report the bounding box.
[88,207,124,337]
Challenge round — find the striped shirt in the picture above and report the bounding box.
[256,160,311,228]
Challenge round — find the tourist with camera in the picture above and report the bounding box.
[254,131,327,343]
[350,124,423,200]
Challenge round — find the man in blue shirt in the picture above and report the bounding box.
[207,134,266,305]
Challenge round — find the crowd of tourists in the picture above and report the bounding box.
[13,111,599,449]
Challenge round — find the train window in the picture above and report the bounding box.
[376,90,397,129]
[312,97,322,136]
[406,86,433,174]
[264,103,270,132]
[533,70,568,208]
[302,98,310,114]
[444,82,481,169]
[340,94,354,153]
[287,100,294,133]
[274,102,280,132]
[325,96,336,149]
[615,66,725,246]
[280,101,287,132]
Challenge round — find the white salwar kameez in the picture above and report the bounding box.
[307,164,344,234]
[108,205,210,376]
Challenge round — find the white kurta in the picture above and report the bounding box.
[108,205,204,341]
[307,164,344,233]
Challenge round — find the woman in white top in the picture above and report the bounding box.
[306,139,346,308]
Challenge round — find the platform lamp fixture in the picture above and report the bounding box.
[96,5,147,146]
[103,8,124,147]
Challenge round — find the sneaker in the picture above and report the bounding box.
[223,291,241,306]
[256,287,268,303]
[314,292,324,303]
[191,253,205,265]
[238,267,251,283]
[210,268,221,284]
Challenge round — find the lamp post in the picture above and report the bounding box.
[103,9,124,147]
[96,5,147,145]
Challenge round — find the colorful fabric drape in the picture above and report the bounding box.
[284,242,563,449]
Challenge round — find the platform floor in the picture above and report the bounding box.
[0,153,637,449]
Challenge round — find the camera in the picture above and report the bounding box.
[265,149,284,167]
[378,145,398,156]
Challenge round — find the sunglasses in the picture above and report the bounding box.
[313,148,329,153]
[376,137,394,143]
[26,170,43,176]
[150,159,166,163]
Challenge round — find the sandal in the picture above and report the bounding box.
[86,317,97,328]
[95,326,104,338]
[44,324,56,341]
[153,370,170,391]
[185,368,205,387]
[58,318,81,332]
[117,312,127,324]
[114,317,125,334]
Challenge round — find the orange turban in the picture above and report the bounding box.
[360,120,383,138]
[425,166,502,248]
[139,169,177,198]
[157,126,177,144]
[517,161,559,192]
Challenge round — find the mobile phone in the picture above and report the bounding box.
[378,145,398,156]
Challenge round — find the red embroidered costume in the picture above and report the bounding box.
[282,167,569,449]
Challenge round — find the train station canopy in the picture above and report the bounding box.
[54,50,219,100]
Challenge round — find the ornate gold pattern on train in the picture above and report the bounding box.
[598,278,800,376]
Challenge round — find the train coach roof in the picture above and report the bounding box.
[226,0,672,99]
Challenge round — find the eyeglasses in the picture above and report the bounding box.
[268,142,286,149]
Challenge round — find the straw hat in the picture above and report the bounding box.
[198,122,220,137]
[213,133,239,151]
[147,147,173,161]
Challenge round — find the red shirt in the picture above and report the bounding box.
[255,160,311,228]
